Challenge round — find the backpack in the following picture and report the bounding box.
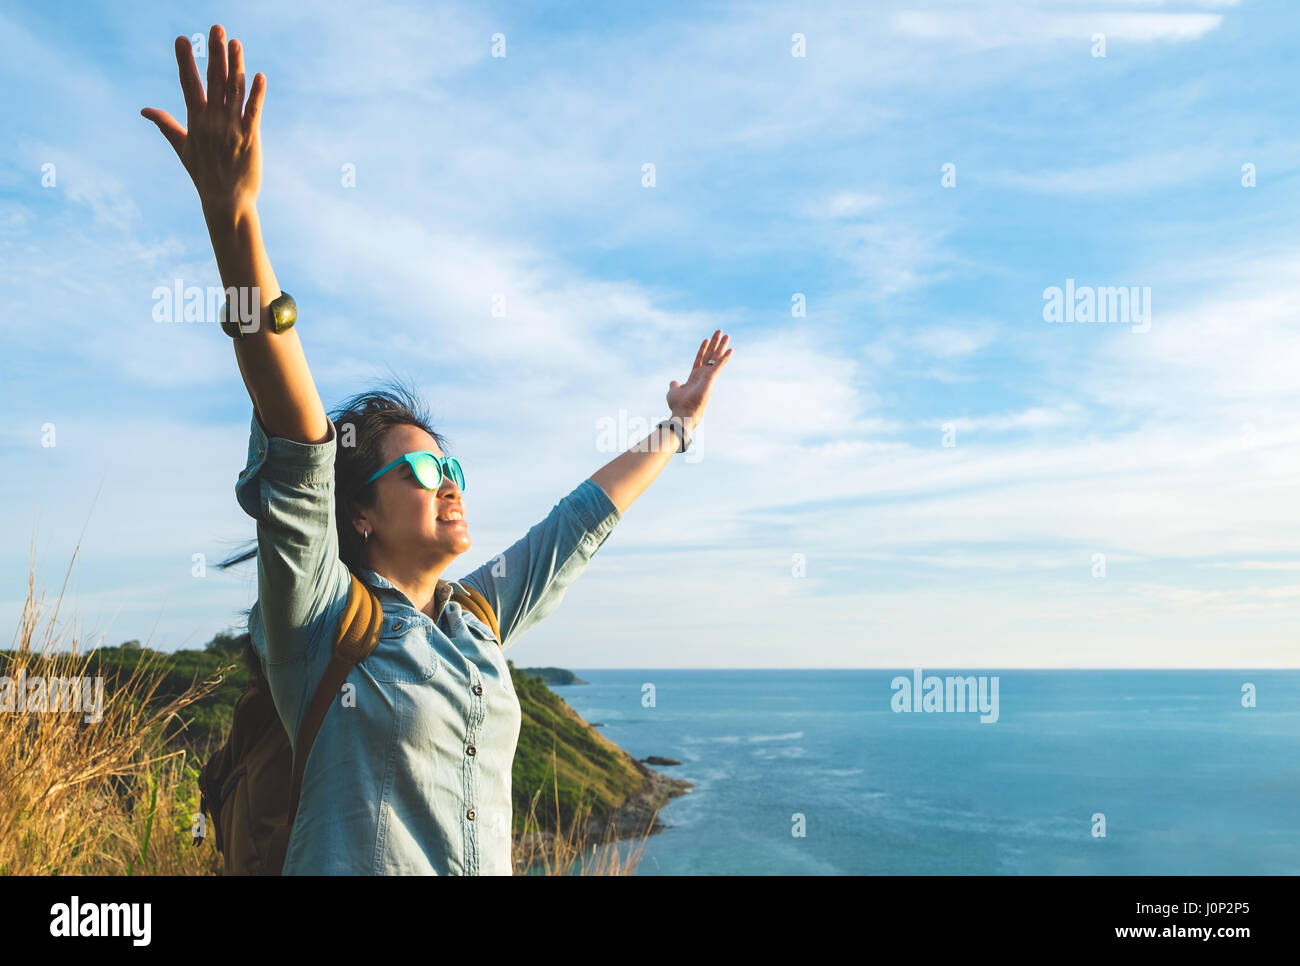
[198,571,500,875]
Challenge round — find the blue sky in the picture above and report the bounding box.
[3,0,1299,667]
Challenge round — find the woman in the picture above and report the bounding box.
[142,25,733,875]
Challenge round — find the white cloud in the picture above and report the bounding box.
[896,11,1225,48]
[805,192,884,219]
[911,323,997,358]
[990,149,1226,195]
[944,405,1084,433]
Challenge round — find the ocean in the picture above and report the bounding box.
[550,670,1300,875]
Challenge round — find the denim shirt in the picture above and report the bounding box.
[234,409,621,874]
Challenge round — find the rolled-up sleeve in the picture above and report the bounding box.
[458,478,621,651]
[235,409,351,666]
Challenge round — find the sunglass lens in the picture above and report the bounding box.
[447,457,466,492]
[411,453,443,489]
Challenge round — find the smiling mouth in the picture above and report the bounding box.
[437,509,466,523]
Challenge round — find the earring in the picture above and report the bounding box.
[363,529,369,543]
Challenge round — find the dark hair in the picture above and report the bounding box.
[216,375,450,628]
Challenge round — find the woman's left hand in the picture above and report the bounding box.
[666,329,733,430]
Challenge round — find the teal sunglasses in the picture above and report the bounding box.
[365,451,466,492]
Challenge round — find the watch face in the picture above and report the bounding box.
[270,295,297,333]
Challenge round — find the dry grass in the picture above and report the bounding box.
[511,747,656,876]
[1,538,225,875]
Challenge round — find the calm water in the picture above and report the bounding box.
[551,670,1300,875]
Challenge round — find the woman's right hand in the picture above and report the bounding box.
[142,24,265,223]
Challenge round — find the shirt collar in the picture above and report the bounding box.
[357,568,455,623]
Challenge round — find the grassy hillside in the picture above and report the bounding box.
[518,667,589,685]
[511,663,643,831]
[4,632,644,840]
[3,545,668,875]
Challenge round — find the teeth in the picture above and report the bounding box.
[438,510,464,522]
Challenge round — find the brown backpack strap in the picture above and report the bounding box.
[286,572,384,828]
[451,583,499,644]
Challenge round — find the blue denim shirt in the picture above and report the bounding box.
[234,409,621,874]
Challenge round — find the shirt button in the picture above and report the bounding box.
[467,744,477,756]
[466,809,476,821]
[472,684,483,696]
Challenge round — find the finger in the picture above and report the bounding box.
[174,36,206,118]
[715,346,734,370]
[206,24,227,110]
[711,333,729,359]
[708,328,723,355]
[226,38,246,119]
[692,338,707,370]
[243,72,266,134]
[141,108,187,157]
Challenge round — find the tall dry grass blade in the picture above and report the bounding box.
[1,544,227,875]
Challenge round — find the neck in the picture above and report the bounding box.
[365,552,454,621]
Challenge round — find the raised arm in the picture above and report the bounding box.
[458,331,733,648]
[142,24,327,445]
[589,329,733,513]
[145,26,349,667]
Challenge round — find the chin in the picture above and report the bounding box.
[433,527,471,556]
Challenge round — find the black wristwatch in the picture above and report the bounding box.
[656,415,693,453]
[222,291,297,340]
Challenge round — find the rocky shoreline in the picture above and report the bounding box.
[512,758,692,874]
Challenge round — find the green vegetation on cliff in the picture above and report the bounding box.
[4,631,643,839]
[511,663,640,831]
[517,667,589,686]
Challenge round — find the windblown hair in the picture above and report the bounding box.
[216,375,450,637]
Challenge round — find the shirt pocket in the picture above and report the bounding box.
[460,614,499,648]
[361,621,440,683]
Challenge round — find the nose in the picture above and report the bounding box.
[438,474,462,499]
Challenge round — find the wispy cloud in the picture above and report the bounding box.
[896,10,1225,48]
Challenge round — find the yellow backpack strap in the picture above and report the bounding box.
[332,570,385,663]
[450,583,500,645]
[283,573,384,843]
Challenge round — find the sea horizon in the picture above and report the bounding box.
[553,669,1300,875]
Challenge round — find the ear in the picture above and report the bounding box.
[348,503,370,538]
